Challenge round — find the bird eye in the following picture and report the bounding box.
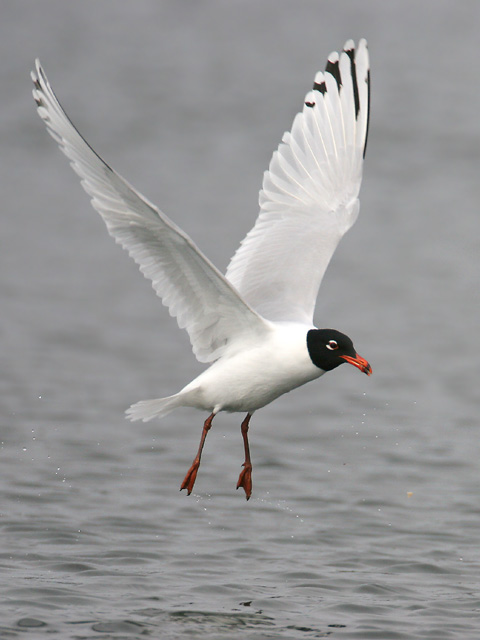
[326,340,338,351]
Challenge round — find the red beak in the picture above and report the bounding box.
[341,353,372,376]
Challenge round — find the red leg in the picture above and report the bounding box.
[236,413,253,500]
[180,412,215,495]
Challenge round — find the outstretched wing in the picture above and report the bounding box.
[226,39,370,325]
[32,60,270,364]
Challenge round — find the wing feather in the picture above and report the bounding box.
[32,60,269,363]
[226,39,369,325]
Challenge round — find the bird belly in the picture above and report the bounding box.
[181,324,323,413]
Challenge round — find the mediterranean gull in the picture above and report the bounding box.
[32,39,372,500]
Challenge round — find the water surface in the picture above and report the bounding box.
[1,1,480,638]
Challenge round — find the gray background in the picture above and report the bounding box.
[1,1,480,638]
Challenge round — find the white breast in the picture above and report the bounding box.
[180,323,323,413]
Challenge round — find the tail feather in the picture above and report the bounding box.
[126,394,182,422]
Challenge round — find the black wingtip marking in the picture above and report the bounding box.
[312,80,327,95]
[345,47,360,119]
[33,89,44,109]
[305,100,315,108]
[32,74,46,108]
[363,69,371,159]
[325,58,342,90]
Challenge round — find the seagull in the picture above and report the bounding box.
[32,39,372,500]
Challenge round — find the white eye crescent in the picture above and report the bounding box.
[326,340,338,351]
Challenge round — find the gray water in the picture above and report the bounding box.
[1,1,480,638]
